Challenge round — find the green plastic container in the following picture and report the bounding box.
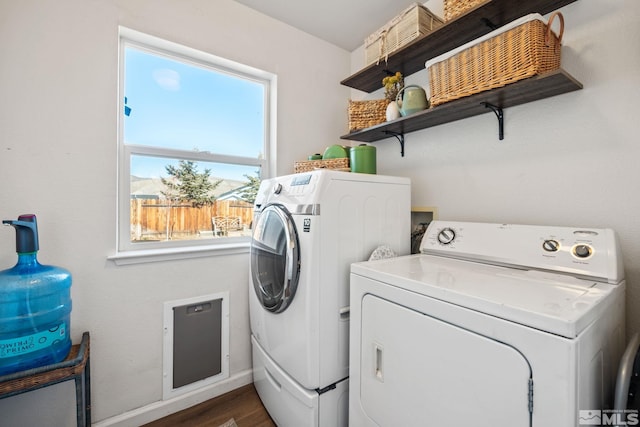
[350,144,377,174]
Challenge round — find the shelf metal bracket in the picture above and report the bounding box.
[483,102,504,140]
[384,131,405,156]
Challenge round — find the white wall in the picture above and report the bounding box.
[353,0,640,340]
[0,0,349,425]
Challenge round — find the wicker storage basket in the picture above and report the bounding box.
[443,0,488,22]
[427,12,564,107]
[294,158,350,173]
[348,99,388,132]
[365,3,444,66]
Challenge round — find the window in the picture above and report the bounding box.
[116,28,274,261]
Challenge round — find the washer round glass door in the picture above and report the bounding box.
[250,204,300,313]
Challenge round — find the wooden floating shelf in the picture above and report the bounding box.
[341,0,579,93]
[340,69,582,145]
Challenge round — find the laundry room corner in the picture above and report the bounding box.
[1,0,639,425]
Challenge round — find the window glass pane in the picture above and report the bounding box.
[129,154,259,243]
[124,46,265,158]
[119,30,271,254]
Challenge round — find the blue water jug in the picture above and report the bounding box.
[0,214,72,376]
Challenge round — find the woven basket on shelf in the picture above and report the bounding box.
[428,12,564,107]
[443,0,488,22]
[348,99,388,132]
[365,3,444,66]
[294,158,350,174]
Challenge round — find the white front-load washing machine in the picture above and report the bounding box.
[349,221,626,427]
[249,170,411,427]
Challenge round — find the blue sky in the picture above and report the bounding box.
[124,46,264,181]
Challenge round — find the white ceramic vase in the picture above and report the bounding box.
[385,101,400,121]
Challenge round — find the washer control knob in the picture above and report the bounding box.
[437,228,456,245]
[542,239,560,252]
[573,244,593,258]
[273,183,283,195]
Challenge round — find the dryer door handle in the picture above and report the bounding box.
[339,306,350,320]
[374,342,384,382]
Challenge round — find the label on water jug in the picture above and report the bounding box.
[0,323,66,358]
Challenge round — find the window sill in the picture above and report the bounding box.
[107,241,250,265]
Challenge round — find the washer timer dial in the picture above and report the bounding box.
[573,244,593,258]
[437,228,456,245]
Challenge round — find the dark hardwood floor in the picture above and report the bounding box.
[143,384,276,427]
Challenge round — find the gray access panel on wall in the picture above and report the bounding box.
[172,298,223,388]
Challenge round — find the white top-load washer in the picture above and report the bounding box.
[250,170,410,427]
[349,221,626,427]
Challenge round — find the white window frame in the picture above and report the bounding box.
[110,27,276,265]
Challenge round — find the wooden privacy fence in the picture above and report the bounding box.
[130,199,254,241]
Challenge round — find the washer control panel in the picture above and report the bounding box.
[420,221,622,284]
[254,172,318,209]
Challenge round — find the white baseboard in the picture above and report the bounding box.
[93,369,253,427]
